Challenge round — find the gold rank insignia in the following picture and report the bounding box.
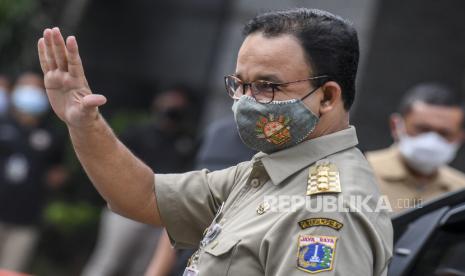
[307,160,341,196]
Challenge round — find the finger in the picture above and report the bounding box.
[82,94,107,109]
[37,38,49,74]
[66,36,85,78]
[51,27,68,71]
[43,29,58,70]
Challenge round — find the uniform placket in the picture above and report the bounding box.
[184,202,225,276]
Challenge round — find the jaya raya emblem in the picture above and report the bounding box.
[297,235,337,274]
[255,114,291,145]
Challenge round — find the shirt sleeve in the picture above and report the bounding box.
[260,195,391,276]
[154,163,246,248]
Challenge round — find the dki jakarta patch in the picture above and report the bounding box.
[297,235,337,274]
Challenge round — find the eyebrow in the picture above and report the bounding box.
[414,122,454,135]
[234,73,282,83]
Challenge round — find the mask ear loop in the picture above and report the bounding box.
[300,86,321,101]
[300,75,330,101]
[299,82,325,118]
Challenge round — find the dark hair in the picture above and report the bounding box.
[243,8,359,110]
[398,82,462,115]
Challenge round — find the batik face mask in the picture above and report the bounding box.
[232,95,319,153]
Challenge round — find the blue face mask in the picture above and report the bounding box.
[11,85,49,115]
[232,95,319,153]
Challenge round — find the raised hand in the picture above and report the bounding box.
[38,27,107,128]
[37,28,160,226]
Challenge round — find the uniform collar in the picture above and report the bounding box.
[252,126,358,185]
[375,145,409,181]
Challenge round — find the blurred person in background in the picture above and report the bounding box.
[82,88,197,276]
[0,72,68,272]
[0,75,11,117]
[145,116,255,276]
[366,83,465,213]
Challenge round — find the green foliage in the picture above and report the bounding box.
[0,0,36,24]
[43,200,100,235]
[0,0,47,73]
[108,109,151,135]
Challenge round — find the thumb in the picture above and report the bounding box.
[82,94,107,109]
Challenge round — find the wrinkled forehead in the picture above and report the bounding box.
[235,32,311,81]
[405,101,464,128]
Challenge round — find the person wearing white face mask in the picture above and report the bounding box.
[366,83,465,213]
[0,72,68,272]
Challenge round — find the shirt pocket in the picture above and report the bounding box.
[202,237,241,276]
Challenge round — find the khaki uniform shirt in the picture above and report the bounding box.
[366,145,465,213]
[155,126,393,275]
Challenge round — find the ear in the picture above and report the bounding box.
[319,81,342,114]
[390,113,401,141]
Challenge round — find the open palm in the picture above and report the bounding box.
[38,27,107,128]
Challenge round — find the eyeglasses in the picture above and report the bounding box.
[224,75,329,104]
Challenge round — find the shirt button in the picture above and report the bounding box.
[250,178,261,188]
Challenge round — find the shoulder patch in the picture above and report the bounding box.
[297,235,337,274]
[307,160,341,196]
[298,218,343,231]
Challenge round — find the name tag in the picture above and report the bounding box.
[183,267,199,276]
